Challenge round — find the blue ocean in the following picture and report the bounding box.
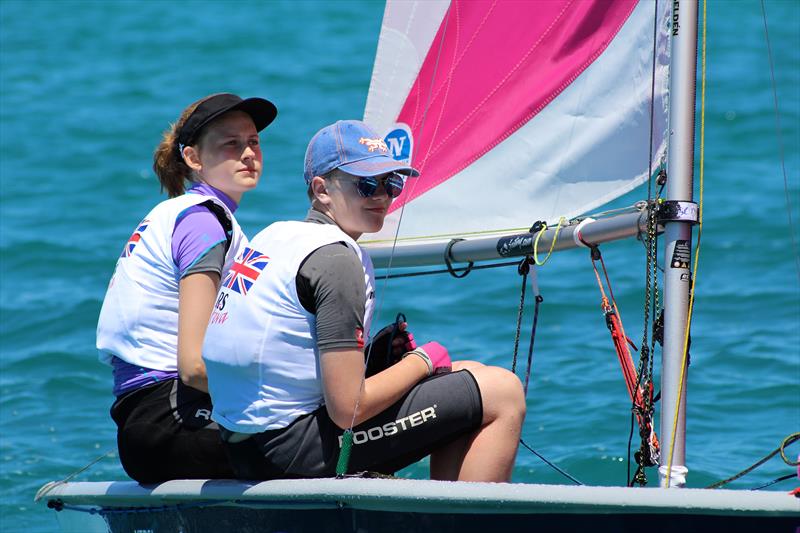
[1,1,798,531]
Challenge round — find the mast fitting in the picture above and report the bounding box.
[657,200,699,225]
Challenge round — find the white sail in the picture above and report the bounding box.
[362,0,671,248]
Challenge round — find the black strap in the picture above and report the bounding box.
[200,200,233,253]
[444,238,474,278]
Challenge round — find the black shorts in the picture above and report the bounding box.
[222,370,483,480]
[110,378,235,483]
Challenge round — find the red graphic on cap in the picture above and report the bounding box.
[355,327,364,349]
[359,137,388,153]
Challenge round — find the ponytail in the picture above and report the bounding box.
[152,94,216,198]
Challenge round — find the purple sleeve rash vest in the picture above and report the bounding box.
[113,182,239,397]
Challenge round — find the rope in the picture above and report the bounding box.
[511,257,531,374]
[749,473,796,491]
[509,256,543,395]
[626,410,638,485]
[587,244,660,488]
[519,439,583,486]
[644,0,659,212]
[706,433,799,489]
[49,499,222,515]
[589,247,638,389]
[507,258,582,486]
[47,449,115,491]
[523,266,543,396]
[781,432,800,466]
[665,0,706,488]
[532,217,565,266]
[630,0,663,488]
[340,300,408,475]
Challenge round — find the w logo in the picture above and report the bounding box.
[384,125,413,163]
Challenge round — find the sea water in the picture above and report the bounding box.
[1,1,798,531]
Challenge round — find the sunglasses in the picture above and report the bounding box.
[341,173,406,199]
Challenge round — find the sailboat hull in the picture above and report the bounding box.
[37,478,800,532]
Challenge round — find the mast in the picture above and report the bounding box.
[658,0,699,488]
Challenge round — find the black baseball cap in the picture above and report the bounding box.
[176,93,277,148]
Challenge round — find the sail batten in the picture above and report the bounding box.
[362,0,671,252]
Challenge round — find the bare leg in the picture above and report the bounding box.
[429,361,488,480]
[429,432,470,481]
[430,366,525,482]
[451,360,484,372]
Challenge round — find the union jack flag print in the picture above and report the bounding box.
[121,219,149,257]
[223,246,269,295]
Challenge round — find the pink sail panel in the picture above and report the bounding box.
[390,0,638,214]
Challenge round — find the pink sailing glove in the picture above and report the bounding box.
[403,331,417,352]
[404,341,451,376]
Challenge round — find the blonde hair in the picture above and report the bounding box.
[152,94,219,198]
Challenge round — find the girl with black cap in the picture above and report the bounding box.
[96,93,277,483]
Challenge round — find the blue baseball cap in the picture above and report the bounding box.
[303,120,419,184]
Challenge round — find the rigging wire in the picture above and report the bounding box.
[338,5,453,476]
[577,203,645,220]
[519,439,583,486]
[40,449,116,494]
[665,0,706,488]
[38,449,117,510]
[760,0,800,286]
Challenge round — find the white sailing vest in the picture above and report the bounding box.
[96,193,246,370]
[203,221,375,433]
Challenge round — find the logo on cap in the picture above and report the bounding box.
[359,137,388,153]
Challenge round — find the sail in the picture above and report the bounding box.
[362,0,671,248]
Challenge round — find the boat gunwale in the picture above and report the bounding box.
[35,478,800,516]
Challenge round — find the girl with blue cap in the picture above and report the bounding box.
[203,120,525,481]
